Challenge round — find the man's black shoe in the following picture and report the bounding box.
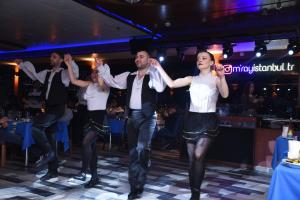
[84,177,99,188]
[35,152,55,168]
[74,172,87,181]
[40,171,58,181]
[128,191,141,200]
[128,188,143,200]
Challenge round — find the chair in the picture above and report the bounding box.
[0,143,6,167]
[107,117,126,150]
[101,125,111,151]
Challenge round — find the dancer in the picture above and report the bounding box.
[65,56,109,188]
[152,51,229,200]
[15,52,79,180]
[97,50,165,199]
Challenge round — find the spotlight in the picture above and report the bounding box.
[254,41,267,58]
[157,49,166,62]
[287,39,300,56]
[222,43,233,59]
[159,56,165,62]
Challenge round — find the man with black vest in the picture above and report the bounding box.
[15,52,79,180]
[97,50,165,199]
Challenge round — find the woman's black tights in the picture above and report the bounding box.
[187,137,212,200]
[81,131,98,177]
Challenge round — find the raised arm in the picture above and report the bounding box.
[97,77,109,91]
[64,54,90,88]
[150,59,192,89]
[61,54,79,87]
[215,65,229,98]
[94,58,109,91]
[148,64,166,93]
[96,58,129,89]
[15,59,48,84]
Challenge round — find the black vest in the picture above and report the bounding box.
[42,70,67,107]
[126,74,157,118]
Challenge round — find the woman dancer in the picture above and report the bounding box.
[65,56,109,188]
[152,51,229,200]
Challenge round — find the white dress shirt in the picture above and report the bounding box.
[97,64,165,109]
[129,75,144,109]
[19,61,79,100]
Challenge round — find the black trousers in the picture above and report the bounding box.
[127,110,156,190]
[31,105,64,172]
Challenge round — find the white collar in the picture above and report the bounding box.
[50,67,63,73]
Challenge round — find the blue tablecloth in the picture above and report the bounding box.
[272,133,300,169]
[55,121,69,151]
[6,121,69,151]
[267,163,300,200]
[271,136,288,169]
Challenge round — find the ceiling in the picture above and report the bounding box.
[78,0,300,42]
[0,0,299,61]
[0,0,146,52]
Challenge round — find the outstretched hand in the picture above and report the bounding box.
[64,54,73,66]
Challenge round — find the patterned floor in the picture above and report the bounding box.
[0,148,270,200]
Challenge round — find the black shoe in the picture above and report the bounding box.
[128,191,141,200]
[136,187,144,195]
[190,188,200,200]
[40,171,58,181]
[128,187,143,200]
[73,172,86,181]
[84,177,99,188]
[35,152,55,168]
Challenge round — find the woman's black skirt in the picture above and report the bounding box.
[83,110,107,136]
[183,112,219,143]
[87,110,105,124]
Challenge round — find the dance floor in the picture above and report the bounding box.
[0,148,270,200]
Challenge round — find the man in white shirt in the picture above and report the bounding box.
[15,52,79,180]
[97,49,165,199]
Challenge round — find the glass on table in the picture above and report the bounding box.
[24,111,31,122]
[16,111,22,121]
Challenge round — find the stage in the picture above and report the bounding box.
[0,149,269,200]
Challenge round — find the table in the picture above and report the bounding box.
[271,133,300,169]
[2,120,69,166]
[271,136,288,169]
[267,163,300,200]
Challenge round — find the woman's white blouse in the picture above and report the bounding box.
[84,83,109,111]
[189,74,219,113]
